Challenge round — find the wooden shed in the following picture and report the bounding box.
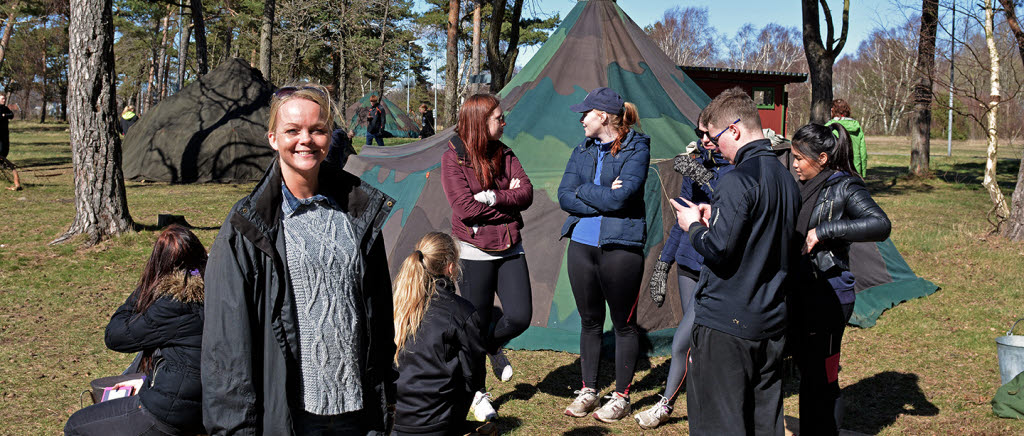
[680,66,807,135]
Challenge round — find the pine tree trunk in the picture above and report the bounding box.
[982,0,1010,225]
[471,3,480,94]
[374,0,392,96]
[176,4,189,93]
[190,0,208,75]
[260,0,274,82]
[910,0,938,177]
[56,0,134,246]
[0,0,19,70]
[156,8,171,102]
[443,0,460,126]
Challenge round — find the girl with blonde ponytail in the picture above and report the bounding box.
[392,232,488,435]
[558,87,651,422]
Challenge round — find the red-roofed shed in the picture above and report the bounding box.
[681,66,807,135]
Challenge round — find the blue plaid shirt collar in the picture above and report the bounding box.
[281,182,338,217]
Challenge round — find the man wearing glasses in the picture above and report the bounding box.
[671,87,800,435]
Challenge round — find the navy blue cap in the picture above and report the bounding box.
[570,87,624,115]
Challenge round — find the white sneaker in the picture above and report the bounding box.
[470,390,497,421]
[593,392,631,423]
[634,395,672,429]
[564,387,600,417]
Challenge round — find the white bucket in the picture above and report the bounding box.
[995,318,1024,385]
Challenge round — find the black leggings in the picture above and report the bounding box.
[566,240,644,395]
[457,255,533,355]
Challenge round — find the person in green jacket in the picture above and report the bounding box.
[825,99,866,176]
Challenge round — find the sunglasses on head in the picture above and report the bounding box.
[273,85,328,100]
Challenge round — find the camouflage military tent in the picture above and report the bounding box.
[347,93,421,139]
[345,0,935,354]
[123,58,275,183]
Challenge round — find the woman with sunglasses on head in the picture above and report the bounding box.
[64,225,206,436]
[558,87,649,423]
[202,83,397,435]
[440,93,534,422]
[633,110,734,430]
[789,123,890,435]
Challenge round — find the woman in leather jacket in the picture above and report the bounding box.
[790,123,891,436]
[65,225,206,436]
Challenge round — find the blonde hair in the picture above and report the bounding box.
[607,102,639,156]
[266,82,336,137]
[393,232,461,364]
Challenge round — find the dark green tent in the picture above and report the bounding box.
[345,0,936,354]
[122,58,275,183]
[346,94,421,139]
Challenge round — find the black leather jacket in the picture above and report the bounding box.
[808,173,891,273]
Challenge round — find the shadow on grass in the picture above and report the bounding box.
[936,160,1020,190]
[629,357,673,410]
[492,382,539,410]
[841,371,938,434]
[562,426,613,435]
[15,156,72,168]
[492,416,523,434]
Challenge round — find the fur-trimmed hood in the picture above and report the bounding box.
[156,270,205,303]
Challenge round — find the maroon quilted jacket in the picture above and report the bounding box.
[441,136,533,251]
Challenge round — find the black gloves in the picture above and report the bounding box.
[673,153,714,186]
[649,261,671,307]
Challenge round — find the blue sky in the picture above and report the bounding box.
[513,0,916,66]
[410,0,926,77]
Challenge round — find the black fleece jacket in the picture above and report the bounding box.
[393,278,486,434]
[688,139,801,340]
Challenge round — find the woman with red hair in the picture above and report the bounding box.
[441,93,534,421]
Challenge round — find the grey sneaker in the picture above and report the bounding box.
[634,395,672,429]
[593,392,631,423]
[488,349,513,382]
[564,388,600,417]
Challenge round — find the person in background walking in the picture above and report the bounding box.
[789,122,891,435]
[441,93,534,422]
[558,87,649,423]
[419,103,435,139]
[366,94,386,147]
[119,105,139,137]
[1,94,21,191]
[825,99,866,176]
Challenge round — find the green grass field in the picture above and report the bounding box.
[2,122,1024,434]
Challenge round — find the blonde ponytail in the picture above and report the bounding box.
[609,102,639,156]
[393,232,461,364]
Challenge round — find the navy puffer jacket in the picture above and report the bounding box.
[558,129,651,248]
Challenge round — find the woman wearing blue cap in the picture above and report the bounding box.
[557,87,650,423]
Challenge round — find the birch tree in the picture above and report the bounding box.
[982,0,1011,226]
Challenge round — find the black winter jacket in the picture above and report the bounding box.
[688,139,800,340]
[105,272,205,433]
[201,161,396,435]
[368,103,386,136]
[808,172,891,273]
[393,278,486,434]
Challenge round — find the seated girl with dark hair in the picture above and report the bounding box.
[64,225,207,436]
